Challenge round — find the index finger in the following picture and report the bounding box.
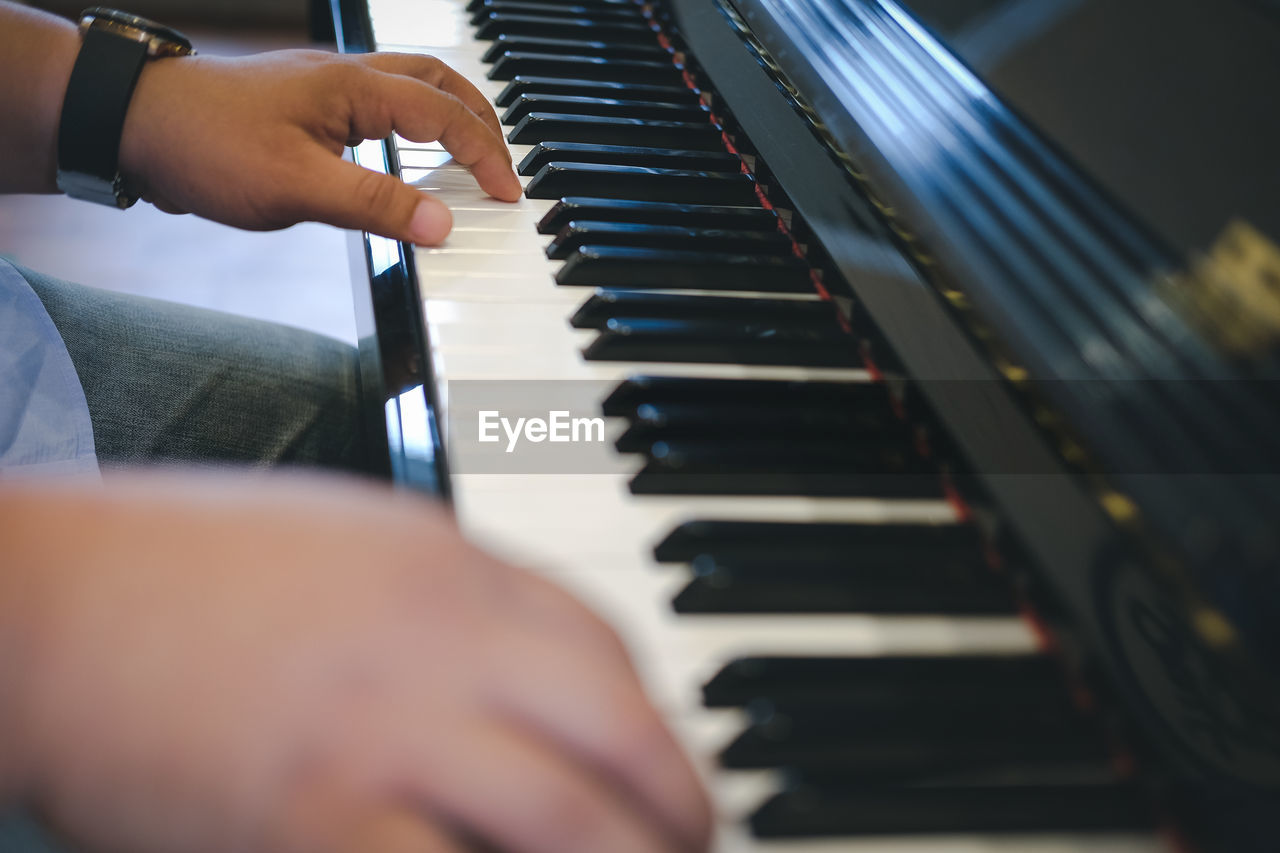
[350,69,520,201]
[361,52,506,144]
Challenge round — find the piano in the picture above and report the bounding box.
[328,0,1280,849]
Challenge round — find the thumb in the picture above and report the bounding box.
[273,773,469,853]
[300,154,453,246]
[338,807,468,853]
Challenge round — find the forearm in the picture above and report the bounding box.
[0,484,69,802]
[0,2,79,193]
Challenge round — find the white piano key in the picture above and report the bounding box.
[443,204,556,233]
[369,0,472,48]
[424,301,581,333]
[397,149,461,169]
[417,245,558,287]
[404,168,515,198]
[454,473,959,527]
[554,569,1038,706]
[418,246,559,268]
[424,295,838,330]
[433,346,881,381]
[400,151,537,180]
[427,195,553,220]
[420,227,550,253]
[417,272,565,303]
[451,472,961,573]
[430,317,875,376]
[506,142,537,163]
[394,136,446,151]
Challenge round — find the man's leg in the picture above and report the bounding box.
[15,264,370,473]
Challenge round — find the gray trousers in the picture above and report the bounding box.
[16,263,369,473]
[1,265,371,851]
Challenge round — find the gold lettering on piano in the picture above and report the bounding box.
[1159,219,1280,359]
[1056,437,1088,466]
[1100,490,1140,525]
[941,288,969,310]
[1193,606,1240,650]
[994,359,1029,385]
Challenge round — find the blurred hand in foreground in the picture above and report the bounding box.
[0,472,711,853]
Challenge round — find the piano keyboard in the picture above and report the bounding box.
[356,0,1171,849]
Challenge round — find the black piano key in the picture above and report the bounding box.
[583,317,858,367]
[495,76,701,108]
[570,290,831,329]
[630,441,940,497]
[631,469,942,498]
[502,94,706,125]
[547,221,790,259]
[474,14,658,43]
[725,734,1103,777]
[614,394,906,440]
[538,197,775,234]
[612,400,903,450]
[470,1,646,25]
[790,756,1123,790]
[509,114,723,150]
[671,558,1014,614]
[722,710,1104,775]
[520,142,739,176]
[468,0,640,11]
[682,549,996,583]
[654,520,977,563]
[742,696,1089,741]
[701,655,1062,711]
[733,699,1098,758]
[750,784,1154,837]
[603,375,889,417]
[530,165,758,206]
[636,439,926,473]
[482,36,668,65]
[555,245,812,290]
[489,53,683,84]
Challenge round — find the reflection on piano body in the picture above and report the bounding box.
[330,0,1280,849]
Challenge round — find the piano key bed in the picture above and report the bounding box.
[340,0,1174,849]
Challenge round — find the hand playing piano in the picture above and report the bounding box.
[116,49,523,245]
[0,473,711,853]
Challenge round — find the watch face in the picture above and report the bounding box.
[79,7,195,57]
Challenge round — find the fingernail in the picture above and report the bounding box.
[493,168,522,203]
[409,199,452,245]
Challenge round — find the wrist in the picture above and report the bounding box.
[56,9,195,207]
[116,53,186,201]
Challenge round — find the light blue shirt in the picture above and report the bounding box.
[0,258,98,478]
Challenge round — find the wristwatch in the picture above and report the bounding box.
[56,7,195,208]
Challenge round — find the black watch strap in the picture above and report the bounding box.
[56,26,151,208]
